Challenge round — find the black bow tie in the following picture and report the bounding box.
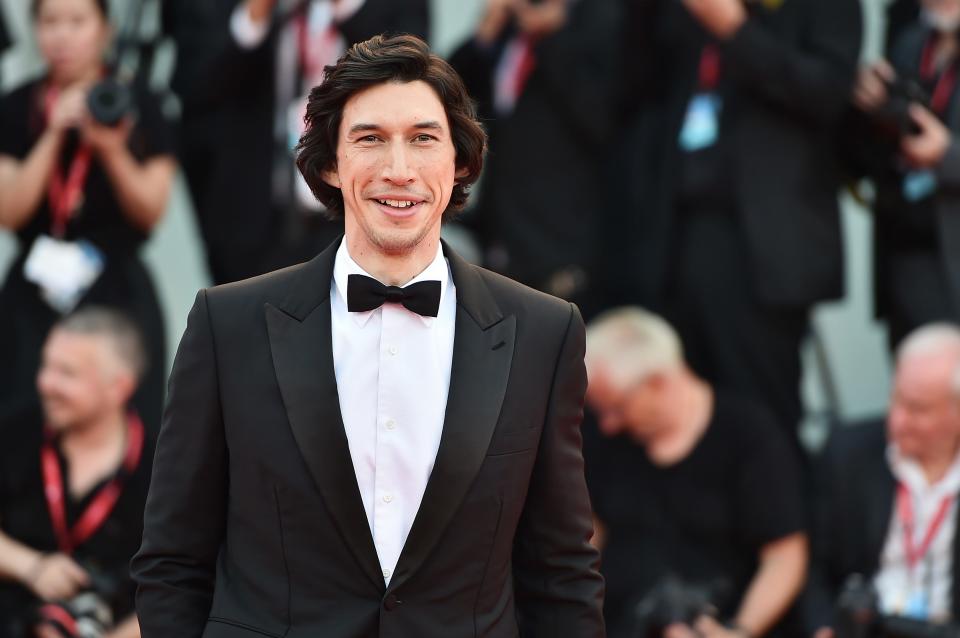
[347,274,442,317]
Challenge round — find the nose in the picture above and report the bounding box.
[382,141,416,185]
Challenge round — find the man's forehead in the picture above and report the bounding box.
[341,80,449,129]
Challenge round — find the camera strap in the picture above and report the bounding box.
[41,412,146,555]
[43,85,92,239]
[919,37,959,116]
[897,482,954,573]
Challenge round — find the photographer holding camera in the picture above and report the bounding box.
[803,324,960,638]
[844,0,960,350]
[0,0,177,434]
[584,308,808,638]
[0,307,154,638]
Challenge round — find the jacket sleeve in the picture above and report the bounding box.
[512,303,606,638]
[131,289,228,637]
[721,0,862,129]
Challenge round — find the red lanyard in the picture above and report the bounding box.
[43,85,92,238]
[511,36,538,100]
[897,482,954,572]
[697,44,722,92]
[41,412,145,555]
[920,37,959,116]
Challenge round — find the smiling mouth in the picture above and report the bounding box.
[375,199,421,209]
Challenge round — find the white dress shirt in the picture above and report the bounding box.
[330,241,456,584]
[874,444,960,621]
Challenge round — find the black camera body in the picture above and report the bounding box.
[835,574,960,638]
[871,76,930,141]
[86,78,134,127]
[629,577,729,638]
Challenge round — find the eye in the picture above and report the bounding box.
[357,135,381,143]
[413,134,437,143]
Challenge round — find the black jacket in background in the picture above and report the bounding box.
[612,0,861,309]
[449,0,622,317]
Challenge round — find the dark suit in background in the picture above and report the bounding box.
[840,22,960,349]
[612,0,861,437]
[161,0,429,284]
[131,239,605,637]
[449,0,622,320]
[801,420,960,633]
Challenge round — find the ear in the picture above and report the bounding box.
[454,165,470,181]
[321,167,341,189]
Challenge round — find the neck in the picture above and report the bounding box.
[919,441,960,485]
[344,229,440,287]
[61,410,127,455]
[645,373,713,464]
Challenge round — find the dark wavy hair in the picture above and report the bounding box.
[32,0,109,18]
[295,34,487,221]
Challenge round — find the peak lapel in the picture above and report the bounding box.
[389,249,516,591]
[264,240,384,592]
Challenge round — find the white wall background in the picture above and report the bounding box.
[0,0,896,431]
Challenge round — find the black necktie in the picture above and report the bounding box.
[347,274,442,318]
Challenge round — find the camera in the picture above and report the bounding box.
[86,78,134,127]
[834,574,960,638]
[870,76,930,141]
[628,576,732,638]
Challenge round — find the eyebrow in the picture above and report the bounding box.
[348,121,445,135]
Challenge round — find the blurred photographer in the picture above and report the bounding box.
[0,307,153,638]
[585,307,808,638]
[803,324,960,638]
[610,0,861,440]
[844,0,960,349]
[161,0,429,285]
[0,0,177,434]
[449,0,621,319]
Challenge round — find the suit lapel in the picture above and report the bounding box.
[265,240,385,592]
[865,459,897,575]
[389,245,516,591]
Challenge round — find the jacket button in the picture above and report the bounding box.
[384,594,401,611]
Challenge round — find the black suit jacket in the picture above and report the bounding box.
[842,23,960,324]
[612,0,861,309]
[161,0,429,283]
[800,420,960,633]
[131,239,605,637]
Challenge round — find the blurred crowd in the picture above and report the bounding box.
[1,0,960,636]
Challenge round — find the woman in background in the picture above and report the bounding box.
[0,0,176,433]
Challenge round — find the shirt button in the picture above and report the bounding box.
[382,568,392,579]
[388,345,399,356]
[385,418,397,430]
[383,493,394,503]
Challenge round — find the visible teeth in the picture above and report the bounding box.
[377,199,415,209]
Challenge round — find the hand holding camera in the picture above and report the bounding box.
[853,60,897,113]
[23,553,90,602]
[901,103,952,169]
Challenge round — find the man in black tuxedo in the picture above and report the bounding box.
[612,0,861,439]
[132,34,605,637]
[803,324,960,636]
[162,0,429,284]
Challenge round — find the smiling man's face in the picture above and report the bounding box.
[324,80,458,259]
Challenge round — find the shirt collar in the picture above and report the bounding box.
[333,240,450,328]
[887,442,960,497]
